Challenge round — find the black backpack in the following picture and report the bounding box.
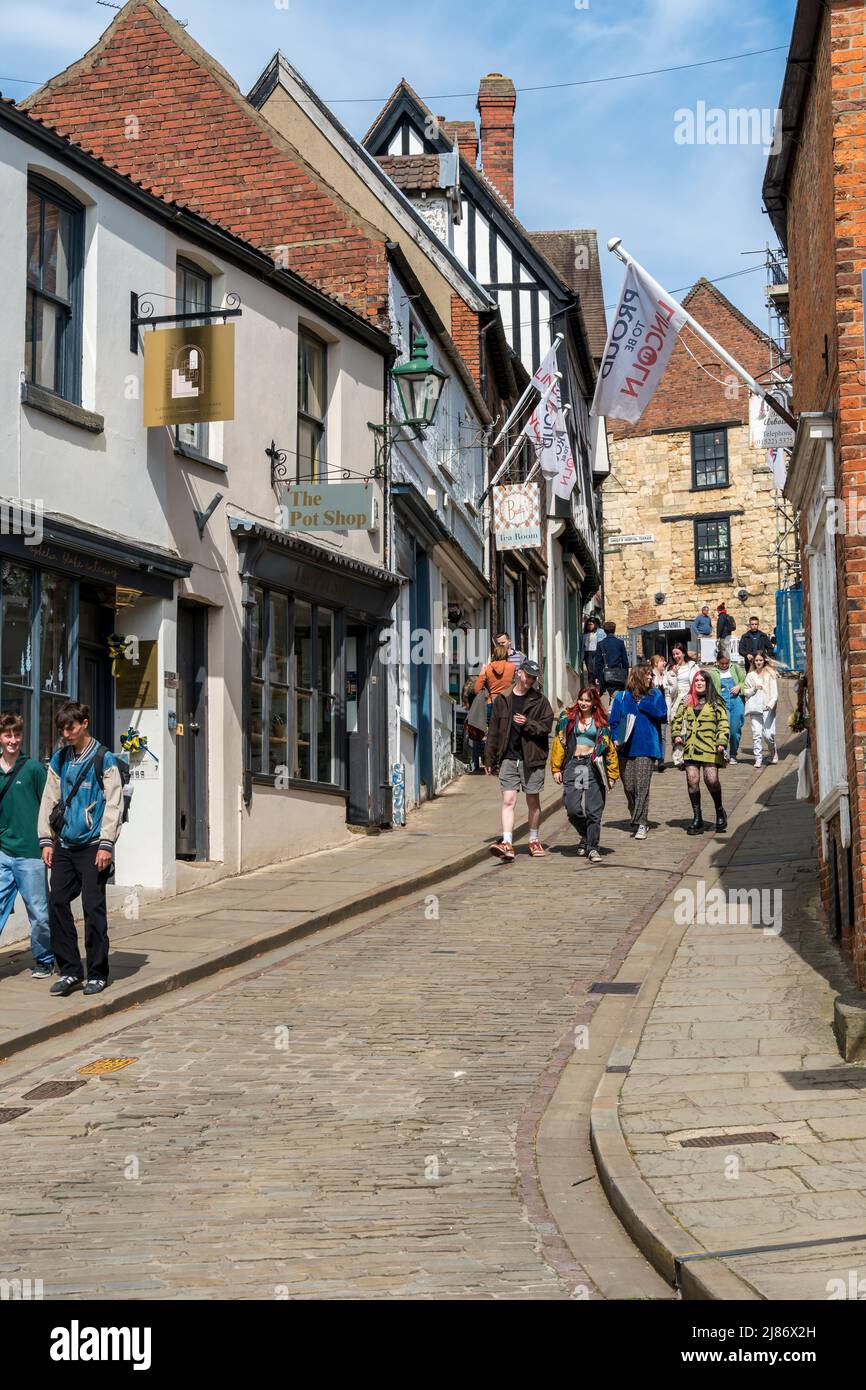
[58,743,133,824]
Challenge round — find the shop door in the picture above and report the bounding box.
[77,591,113,749]
[346,623,372,825]
[176,602,209,860]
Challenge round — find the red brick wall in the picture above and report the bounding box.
[23,1,389,327]
[606,281,772,442]
[451,296,481,388]
[786,1,866,985]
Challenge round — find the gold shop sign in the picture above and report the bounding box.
[143,323,235,427]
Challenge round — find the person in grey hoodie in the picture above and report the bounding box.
[38,701,124,998]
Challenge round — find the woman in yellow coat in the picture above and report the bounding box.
[672,670,730,836]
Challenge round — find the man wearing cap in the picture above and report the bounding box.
[717,603,733,656]
[483,659,555,862]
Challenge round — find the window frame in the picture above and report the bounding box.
[25,175,85,405]
[247,584,342,791]
[175,256,212,458]
[0,559,80,762]
[694,515,733,584]
[297,329,328,484]
[691,426,730,491]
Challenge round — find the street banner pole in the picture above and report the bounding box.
[606,239,797,432]
[488,333,564,453]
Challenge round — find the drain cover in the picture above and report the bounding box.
[0,1107,30,1124]
[77,1057,137,1076]
[678,1131,779,1148]
[590,982,640,995]
[24,1079,88,1101]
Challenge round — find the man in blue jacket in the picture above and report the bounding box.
[38,701,124,998]
[595,621,629,699]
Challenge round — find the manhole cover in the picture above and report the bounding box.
[24,1079,89,1101]
[590,982,640,995]
[0,1107,30,1124]
[678,1131,779,1148]
[77,1057,137,1076]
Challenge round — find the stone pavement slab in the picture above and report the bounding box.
[597,726,866,1299]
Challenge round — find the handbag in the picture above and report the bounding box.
[744,690,766,715]
[601,643,628,689]
[465,689,489,743]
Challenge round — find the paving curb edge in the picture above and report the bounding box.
[587,759,796,1302]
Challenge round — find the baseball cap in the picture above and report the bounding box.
[521,659,541,679]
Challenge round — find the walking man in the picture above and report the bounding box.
[484,659,554,862]
[495,631,525,671]
[0,713,54,977]
[38,701,124,998]
[738,615,774,670]
[716,603,736,655]
[594,621,629,701]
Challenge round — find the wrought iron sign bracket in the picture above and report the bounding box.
[130,290,243,354]
[267,440,353,494]
[367,420,423,478]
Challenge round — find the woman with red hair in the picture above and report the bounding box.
[672,669,730,835]
[551,686,619,863]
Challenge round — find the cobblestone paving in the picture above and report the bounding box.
[0,766,757,1300]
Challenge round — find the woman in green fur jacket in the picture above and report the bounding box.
[672,670,730,836]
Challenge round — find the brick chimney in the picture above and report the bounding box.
[444,120,479,168]
[477,73,516,205]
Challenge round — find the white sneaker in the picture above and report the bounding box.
[771,750,779,764]
[635,824,648,840]
[755,756,763,768]
[587,848,602,864]
[576,840,587,857]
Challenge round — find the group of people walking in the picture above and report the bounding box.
[477,625,781,864]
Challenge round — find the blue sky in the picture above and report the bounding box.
[0,0,796,328]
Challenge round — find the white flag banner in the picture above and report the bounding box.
[530,342,559,402]
[523,377,566,479]
[591,259,687,424]
[553,428,577,501]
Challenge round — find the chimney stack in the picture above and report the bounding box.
[444,120,479,168]
[477,73,516,206]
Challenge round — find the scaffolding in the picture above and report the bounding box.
[764,246,800,591]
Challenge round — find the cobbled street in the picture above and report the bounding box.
[0,769,750,1302]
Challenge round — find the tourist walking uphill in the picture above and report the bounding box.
[743,652,779,767]
[551,686,619,865]
[708,645,746,762]
[474,643,517,720]
[609,666,667,842]
[0,713,54,977]
[672,671,730,836]
[595,621,629,701]
[484,661,555,863]
[650,653,669,771]
[38,702,124,998]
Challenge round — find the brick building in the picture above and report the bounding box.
[603,279,780,662]
[764,0,866,983]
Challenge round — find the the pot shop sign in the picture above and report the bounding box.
[275,484,374,532]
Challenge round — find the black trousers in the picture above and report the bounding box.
[49,845,111,981]
[563,762,607,851]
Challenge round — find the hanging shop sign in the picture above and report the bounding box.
[493,483,542,550]
[275,483,375,532]
[143,323,235,427]
[749,392,795,450]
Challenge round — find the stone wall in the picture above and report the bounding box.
[603,423,778,640]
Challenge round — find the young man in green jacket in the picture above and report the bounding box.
[0,712,54,977]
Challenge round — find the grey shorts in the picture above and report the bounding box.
[499,758,545,794]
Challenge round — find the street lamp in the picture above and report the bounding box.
[368,334,449,476]
[390,333,447,428]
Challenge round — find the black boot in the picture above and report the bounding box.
[714,803,727,832]
[687,790,704,835]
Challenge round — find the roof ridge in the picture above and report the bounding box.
[681,276,774,350]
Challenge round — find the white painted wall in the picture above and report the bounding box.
[0,126,390,910]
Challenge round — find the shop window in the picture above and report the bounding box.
[1,562,74,761]
[175,257,211,457]
[249,585,338,786]
[298,331,327,482]
[694,516,732,583]
[25,177,84,403]
[691,428,729,490]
